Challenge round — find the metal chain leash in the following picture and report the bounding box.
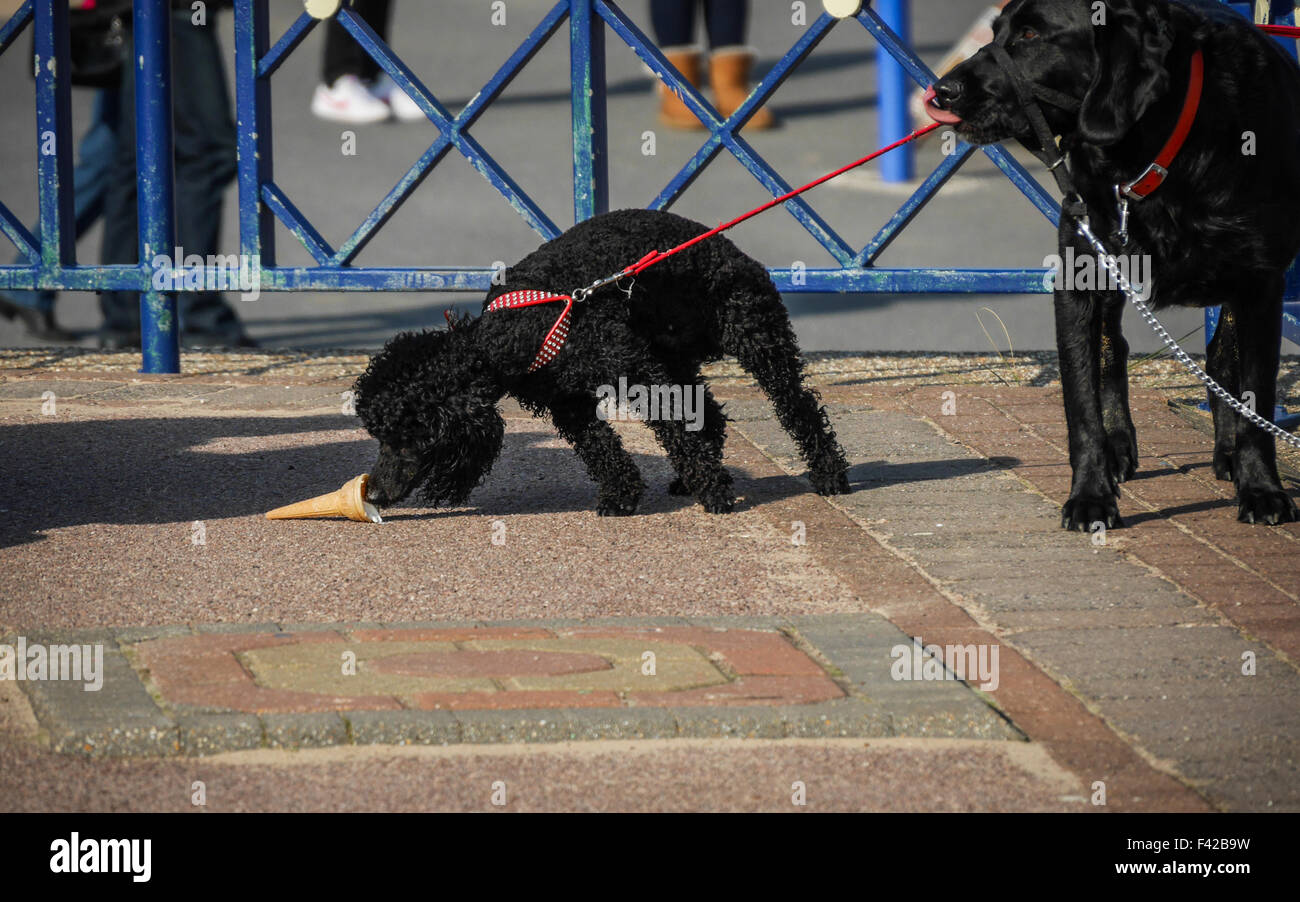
[1074,217,1300,449]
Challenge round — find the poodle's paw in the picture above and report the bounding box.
[1236,485,1298,525]
[810,469,851,496]
[691,471,735,514]
[597,496,640,516]
[1061,491,1122,532]
[696,490,736,514]
[668,477,691,496]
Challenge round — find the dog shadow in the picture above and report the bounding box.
[0,413,1030,548]
[0,414,377,548]
[0,416,825,546]
[847,455,1021,489]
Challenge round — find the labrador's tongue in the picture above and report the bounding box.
[923,86,963,125]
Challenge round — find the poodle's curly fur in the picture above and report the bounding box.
[354,208,850,516]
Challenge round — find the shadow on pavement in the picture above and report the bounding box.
[1,414,846,546]
[848,455,1020,488]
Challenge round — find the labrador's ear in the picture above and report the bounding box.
[1079,0,1174,145]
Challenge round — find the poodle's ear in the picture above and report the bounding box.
[1079,0,1174,145]
[419,396,505,506]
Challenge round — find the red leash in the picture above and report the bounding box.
[488,15,1295,370]
[488,121,940,371]
[620,121,943,280]
[576,17,1296,295]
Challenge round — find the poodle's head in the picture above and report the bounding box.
[353,319,505,509]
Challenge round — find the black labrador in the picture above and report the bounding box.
[927,0,1300,527]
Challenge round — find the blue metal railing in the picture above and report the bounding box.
[0,0,1296,374]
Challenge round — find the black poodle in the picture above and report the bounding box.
[353,208,850,516]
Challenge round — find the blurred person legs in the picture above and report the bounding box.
[650,1,773,130]
[700,1,774,129]
[312,0,422,123]
[0,91,120,342]
[98,9,254,350]
[650,0,705,129]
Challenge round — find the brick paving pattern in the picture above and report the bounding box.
[1,350,1296,811]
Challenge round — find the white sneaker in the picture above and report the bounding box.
[372,74,426,122]
[311,74,392,124]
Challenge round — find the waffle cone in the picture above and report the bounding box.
[265,474,380,522]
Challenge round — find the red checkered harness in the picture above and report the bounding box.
[484,289,574,372]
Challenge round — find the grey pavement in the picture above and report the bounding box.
[733,401,1300,811]
[2,351,1297,810]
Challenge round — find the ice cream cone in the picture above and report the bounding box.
[265,474,382,523]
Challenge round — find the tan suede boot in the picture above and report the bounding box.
[658,47,705,130]
[709,47,776,130]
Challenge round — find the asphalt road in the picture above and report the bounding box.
[0,0,1206,351]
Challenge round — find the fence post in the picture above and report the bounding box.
[877,0,913,183]
[32,0,75,274]
[135,0,180,374]
[234,0,276,276]
[571,0,609,222]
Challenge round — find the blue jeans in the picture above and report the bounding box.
[649,0,748,49]
[5,90,120,313]
[98,10,244,340]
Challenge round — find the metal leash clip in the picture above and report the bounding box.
[1113,184,1131,247]
[570,269,632,303]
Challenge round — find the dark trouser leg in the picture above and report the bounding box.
[171,12,242,338]
[702,0,747,48]
[99,53,142,336]
[649,0,697,46]
[7,90,119,315]
[100,12,246,343]
[323,0,393,84]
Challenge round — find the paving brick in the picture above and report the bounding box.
[671,706,789,739]
[370,648,610,679]
[194,622,287,635]
[165,683,403,714]
[404,690,622,710]
[262,713,349,749]
[345,710,461,746]
[890,700,1020,740]
[777,698,892,738]
[22,645,177,757]
[453,709,576,744]
[115,625,195,642]
[177,714,264,755]
[558,707,680,741]
[628,675,844,707]
[349,626,554,642]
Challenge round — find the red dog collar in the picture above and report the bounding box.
[1120,48,1204,200]
[485,289,573,372]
